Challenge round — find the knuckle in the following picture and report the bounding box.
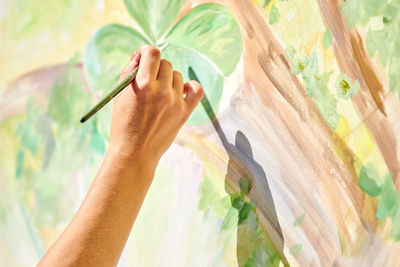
[194,82,204,97]
[160,93,173,106]
[175,97,185,113]
[174,96,183,108]
[142,45,160,57]
[161,59,172,68]
[140,44,152,50]
[179,102,186,117]
[191,80,201,89]
[173,70,183,79]
[137,77,153,90]
[150,48,161,58]
[137,89,150,99]
[180,109,190,124]
[198,86,204,97]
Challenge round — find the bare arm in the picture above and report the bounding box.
[38,45,204,267]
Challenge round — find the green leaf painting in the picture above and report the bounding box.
[286,46,340,129]
[165,4,242,76]
[4,0,400,265]
[85,1,242,125]
[162,45,224,124]
[124,0,186,42]
[85,24,148,94]
[335,73,360,100]
[340,0,400,96]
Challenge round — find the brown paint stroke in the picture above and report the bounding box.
[317,0,400,190]
[177,126,291,266]
[351,32,385,114]
[219,0,378,264]
[0,63,89,122]
[2,0,395,264]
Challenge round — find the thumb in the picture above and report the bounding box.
[120,51,141,81]
[184,81,204,112]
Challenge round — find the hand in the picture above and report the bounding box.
[39,47,203,267]
[108,45,204,168]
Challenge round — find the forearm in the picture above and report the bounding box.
[38,45,203,266]
[39,150,156,267]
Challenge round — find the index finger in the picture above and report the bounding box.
[136,45,161,82]
[119,51,141,81]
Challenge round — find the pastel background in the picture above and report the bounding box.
[1,0,400,266]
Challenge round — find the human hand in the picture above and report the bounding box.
[107,45,204,168]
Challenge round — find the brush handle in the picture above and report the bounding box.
[80,67,139,123]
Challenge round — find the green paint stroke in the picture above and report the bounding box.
[85,2,242,125]
[289,244,303,258]
[230,194,255,225]
[322,29,333,49]
[293,214,305,227]
[0,207,6,225]
[164,46,224,125]
[15,149,24,179]
[269,5,280,25]
[376,173,398,220]
[263,0,272,8]
[49,54,91,126]
[340,0,387,28]
[19,201,45,257]
[16,100,40,155]
[337,0,400,239]
[335,73,360,100]
[198,170,284,265]
[358,163,382,196]
[89,119,106,153]
[285,46,339,129]
[234,206,283,266]
[239,177,252,196]
[338,230,347,254]
[124,0,186,42]
[14,54,107,231]
[285,45,362,129]
[341,0,400,97]
[10,0,86,39]
[165,3,243,76]
[358,163,400,240]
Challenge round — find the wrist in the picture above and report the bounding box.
[104,144,158,179]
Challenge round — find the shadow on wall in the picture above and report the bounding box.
[192,64,288,266]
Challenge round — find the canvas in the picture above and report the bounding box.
[1,0,400,266]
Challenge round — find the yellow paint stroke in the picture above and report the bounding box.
[0,0,131,84]
[336,115,351,144]
[251,0,277,10]
[254,0,390,178]
[251,0,394,252]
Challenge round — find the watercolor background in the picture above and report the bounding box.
[1,0,400,266]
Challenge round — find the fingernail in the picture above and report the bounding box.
[130,51,137,61]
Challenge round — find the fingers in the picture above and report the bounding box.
[157,59,173,87]
[172,71,184,96]
[125,46,203,119]
[136,45,161,83]
[130,50,139,61]
[120,51,141,81]
[184,81,204,111]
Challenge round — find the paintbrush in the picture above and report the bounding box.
[80,66,139,123]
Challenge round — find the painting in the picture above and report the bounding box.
[1,0,400,265]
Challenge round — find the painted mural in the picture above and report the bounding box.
[1,0,400,266]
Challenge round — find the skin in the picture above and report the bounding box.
[38,45,204,267]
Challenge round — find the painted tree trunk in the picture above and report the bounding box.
[185,0,400,265]
[317,0,400,193]
[2,0,400,265]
